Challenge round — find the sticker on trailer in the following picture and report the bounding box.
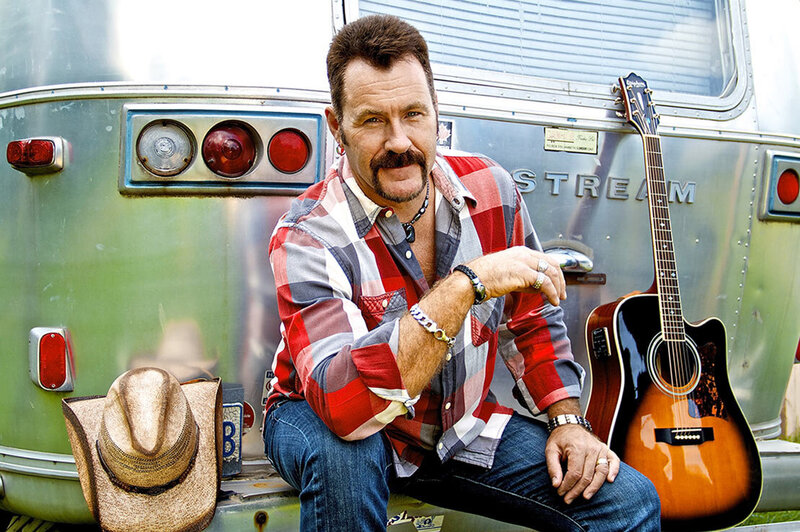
[544,127,598,154]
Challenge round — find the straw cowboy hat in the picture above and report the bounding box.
[62,367,222,532]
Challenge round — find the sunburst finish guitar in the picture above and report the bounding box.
[584,73,762,531]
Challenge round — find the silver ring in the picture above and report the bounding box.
[596,457,609,466]
[537,259,549,273]
[532,272,546,290]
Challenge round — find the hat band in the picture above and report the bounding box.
[96,407,200,495]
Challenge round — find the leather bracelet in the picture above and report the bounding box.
[546,414,593,433]
[453,264,487,305]
[409,304,455,348]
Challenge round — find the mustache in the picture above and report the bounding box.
[370,149,426,174]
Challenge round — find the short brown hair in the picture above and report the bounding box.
[327,15,435,120]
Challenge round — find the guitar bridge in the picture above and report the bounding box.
[654,427,714,446]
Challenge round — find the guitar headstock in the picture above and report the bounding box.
[615,73,659,136]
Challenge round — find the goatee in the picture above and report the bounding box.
[369,149,428,203]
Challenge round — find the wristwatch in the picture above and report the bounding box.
[547,414,593,433]
[453,264,487,305]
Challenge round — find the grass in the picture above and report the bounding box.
[741,510,800,526]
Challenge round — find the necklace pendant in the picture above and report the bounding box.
[404,224,416,243]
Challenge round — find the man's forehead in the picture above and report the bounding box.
[340,55,432,112]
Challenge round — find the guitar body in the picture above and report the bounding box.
[586,293,762,530]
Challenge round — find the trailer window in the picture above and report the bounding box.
[357,0,737,98]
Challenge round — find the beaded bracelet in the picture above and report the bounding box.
[409,304,455,348]
[546,414,593,433]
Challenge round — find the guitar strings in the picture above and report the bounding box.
[644,134,693,428]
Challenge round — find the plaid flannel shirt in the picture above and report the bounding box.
[265,150,584,476]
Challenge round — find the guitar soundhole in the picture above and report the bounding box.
[647,333,701,395]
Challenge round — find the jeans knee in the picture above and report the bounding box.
[267,403,391,492]
[639,476,662,520]
[623,467,661,529]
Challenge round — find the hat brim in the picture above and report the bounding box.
[63,378,222,532]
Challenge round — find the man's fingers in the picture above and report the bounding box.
[540,256,567,300]
[533,255,566,305]
[562,450,598,504]
[607,450,621,482]
[545,446,564,488]
[582,454,611,501]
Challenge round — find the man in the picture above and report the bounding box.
[263,14,660,531]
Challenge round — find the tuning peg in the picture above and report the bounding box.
[632,110,640,116]
[645,88,653,94]
[654,113,661,119]
[648,101,655,106]
[615,97,622,105]
[615,111,625,118]
[611,84,620,93]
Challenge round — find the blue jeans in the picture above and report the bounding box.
[264,400,661,531]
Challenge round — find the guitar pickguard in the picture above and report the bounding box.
[694,340,727,418]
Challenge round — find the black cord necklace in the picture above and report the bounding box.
[402,181,429,243]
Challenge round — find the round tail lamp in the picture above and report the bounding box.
[776,168,799,205]
[136,120,195,177]
[268,129,310,174]
[202,122,257,178]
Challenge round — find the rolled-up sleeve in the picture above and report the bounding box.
[270,224,415,440]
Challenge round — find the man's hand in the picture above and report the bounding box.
[545,425,620,504]
[466,246,566,307]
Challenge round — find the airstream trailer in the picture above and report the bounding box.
[1,0,799,530]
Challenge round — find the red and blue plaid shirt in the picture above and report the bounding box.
[266,150,583,476]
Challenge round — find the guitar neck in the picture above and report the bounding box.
[643,134,685,340]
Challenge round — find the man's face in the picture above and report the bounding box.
[326,56,438,206]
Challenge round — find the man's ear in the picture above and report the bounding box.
[325,106,341,145]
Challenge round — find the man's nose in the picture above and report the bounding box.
[384,120,412,154]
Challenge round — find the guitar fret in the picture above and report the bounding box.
[643,134,687,328]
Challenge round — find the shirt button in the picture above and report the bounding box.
[446,353,452,361]
[444,402,451,410]
[405,250,412,259]
[384,210,393,218]
[437,442,443,450]
[382,299,389,308]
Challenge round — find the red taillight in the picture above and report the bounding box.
[202,123,257,178]
[7,139,55,167]
[39,332,68,389]
[268,129,310,174]
[29,327,74,391]
[777,169,799,205]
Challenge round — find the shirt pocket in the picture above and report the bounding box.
[357,288,408,330]
[470,297,504,347]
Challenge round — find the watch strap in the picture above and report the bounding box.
[546,414,593,433]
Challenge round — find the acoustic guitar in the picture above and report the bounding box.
[584,73,762,530]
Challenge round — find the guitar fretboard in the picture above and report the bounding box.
[643,135,686,342]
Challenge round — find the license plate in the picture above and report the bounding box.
[222,402,243,477]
